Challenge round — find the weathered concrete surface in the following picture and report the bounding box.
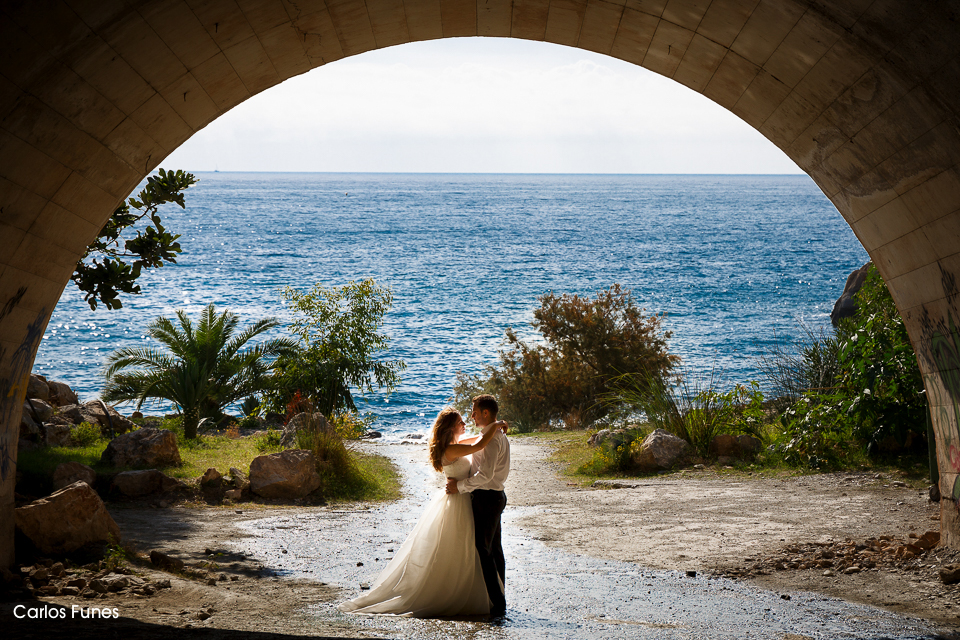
[3,1,960,567]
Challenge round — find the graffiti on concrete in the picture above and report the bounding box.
[917,266,960,507]
[0,287,47,482]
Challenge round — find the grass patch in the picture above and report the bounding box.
[516,429,935,487]
[166,434,267,479]
[331,449,402,502]
[17,417,400,504]
[17,441,111,491]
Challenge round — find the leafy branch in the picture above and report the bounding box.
[72,168,197,310]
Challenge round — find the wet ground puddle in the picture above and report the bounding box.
[232,444,957,639]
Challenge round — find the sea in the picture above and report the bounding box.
[34,173,869,439]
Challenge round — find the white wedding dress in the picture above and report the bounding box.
[338,455,491,617]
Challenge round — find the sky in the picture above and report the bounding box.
[163,37,804,175]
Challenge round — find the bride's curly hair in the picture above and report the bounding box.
[429,407,462,472]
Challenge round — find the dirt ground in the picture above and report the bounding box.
[508,438,960,629]
[3,437,960,637]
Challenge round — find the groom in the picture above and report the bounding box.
[446,394,510,617]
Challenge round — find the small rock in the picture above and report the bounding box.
[24,398,55,423]
[30,567,49,581]
[224,489,243,501]
[842,566,861,574]
[200,468,222,488]
[89,579,108,593]
[150,550,185,572]
[780,594,791,600]
[52,462,96,491]
[60,586,81,596]
[197,611,211,620]
[38,585,59,595]
[632,429,690,471]
[104,575,131,592]
[81,588,97,599]
[206,578,217,586]
[154,579,171,589]
[939,564,960,585]
[66,577,87,589]
[823,569,836,577]
[685,570,697,578]
[111,469,180,497]
[27,374,50,401]
[47,380,79,407]
[357,562,363,567]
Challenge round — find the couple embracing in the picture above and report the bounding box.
[339,394,511,618]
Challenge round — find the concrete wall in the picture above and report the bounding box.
[2,0,960,567]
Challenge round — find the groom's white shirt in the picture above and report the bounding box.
[457,429,510,493]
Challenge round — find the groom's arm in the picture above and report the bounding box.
[454,436,502,494]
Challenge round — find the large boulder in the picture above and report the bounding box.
[100,428,181,468]
[111,470,180,497]
[830,262,871,327]
[53,462,96,490]
[56,404,85,424]
[200,467,223,489]
[229,466,250,494]
[23,398,55,424]
[27,374,50,401]
[15,481,121,554]
[737,434,762,456]
[42,424,73,447]
[81,401,135,434]
[19,411,39,439]
[708,434,763,460]
[250,449,321,499]
[47,380,79,407]
[632,429,690,471]
[709,434,740,457]
[281,412,333,448]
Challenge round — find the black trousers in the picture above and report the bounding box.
[471,489,507,613]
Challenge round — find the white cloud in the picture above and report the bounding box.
[163,38,802,174]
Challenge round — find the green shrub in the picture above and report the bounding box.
[763,264,926,468]
[835,266,925,451]
[757,324,841,411]
[607,368,766,458]
[72,421,106,448]
[295,428,383,500]
[265,279,405,417]
[329,411,375,440]
[239,414,261,431]
[579,428,646,475]
[254,429,283,453]
[454,285,678,433]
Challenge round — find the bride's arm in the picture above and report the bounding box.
[444,421,506,461]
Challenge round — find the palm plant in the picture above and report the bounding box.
[102,303,297,438]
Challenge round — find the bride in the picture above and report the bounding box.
[338,408,506,617]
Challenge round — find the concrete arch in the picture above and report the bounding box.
[3,0,960,567]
